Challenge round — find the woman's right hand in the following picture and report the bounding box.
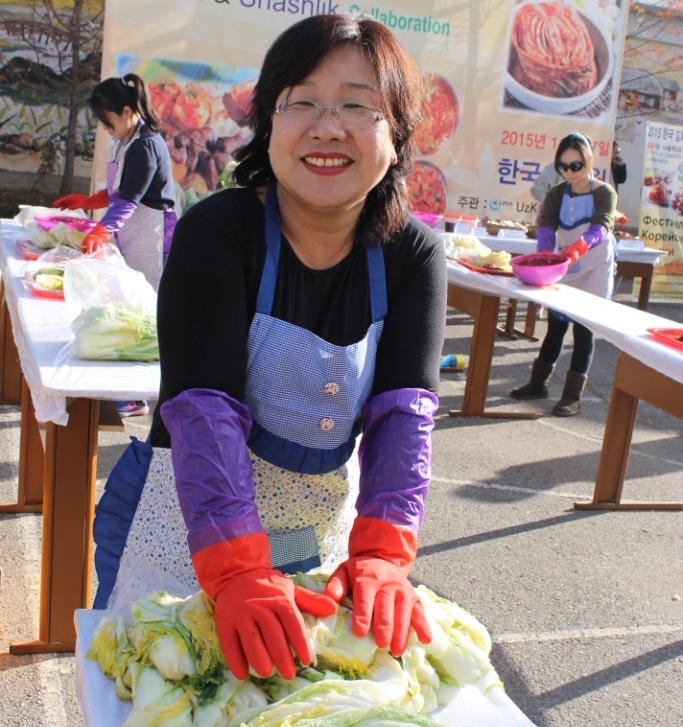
[215,568,337,679]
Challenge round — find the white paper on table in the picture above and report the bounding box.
[75,609,537,727]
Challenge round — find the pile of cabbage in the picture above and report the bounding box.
[87,572,502,727]
[441,233,513,272]
[31,220,92,250]
[72,304,159,361]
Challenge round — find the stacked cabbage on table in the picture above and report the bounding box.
[87,572,502,727]
[441,233,513,272]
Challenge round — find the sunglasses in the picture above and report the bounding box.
[557,161,585,173]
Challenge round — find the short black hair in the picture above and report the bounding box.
[233,13,424,245]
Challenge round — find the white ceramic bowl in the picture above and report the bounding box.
[504,3,614,116]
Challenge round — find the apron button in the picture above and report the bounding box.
[324,382,340,395]
[319,417,335,431]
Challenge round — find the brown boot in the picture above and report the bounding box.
[552,371,587,417]
[510,359,555,400]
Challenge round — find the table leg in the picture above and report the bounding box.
[10,397,100,654]
[0,378,43,513]
[637,273,652,312]
[496,299,539,342]
[497,299,519,340]
[447,288,541,419]
[0,285,22,405]
[575,353,683,510]
[615,261,653,313]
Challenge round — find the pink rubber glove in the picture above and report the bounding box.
[81,224,112,254]
[54,190,108,211]
[561,238,588,265]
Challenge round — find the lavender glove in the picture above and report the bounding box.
[160,388,263,555]
[356,388,438,533]
[536,226,556,253]
[96,197,138,236]
[582,223,608,250]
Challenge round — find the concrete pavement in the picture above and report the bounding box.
[0,284,681,726]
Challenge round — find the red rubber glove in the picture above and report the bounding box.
[81,224,112,254]
[323,517,432,656]
[215,568,337,680]
[561,237,589,265]
[192,532,337,680]
[54,190,108,211]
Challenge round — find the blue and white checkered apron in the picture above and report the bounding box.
[243,184,387,569]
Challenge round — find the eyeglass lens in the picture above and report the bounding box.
[277,100,379,129]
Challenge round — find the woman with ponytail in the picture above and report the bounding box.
[55,73,177,416]
[54,73,176,293]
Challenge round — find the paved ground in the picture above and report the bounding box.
[0,281,681,726]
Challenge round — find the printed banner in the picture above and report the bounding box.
[637,120,683,301]
[97,0,630,224]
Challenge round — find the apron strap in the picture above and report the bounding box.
[256,183,282,315]
[366,244,387,322]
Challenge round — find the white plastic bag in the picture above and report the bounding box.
[21,246,82,300]
[57,244,159,363]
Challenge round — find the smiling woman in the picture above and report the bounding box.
[94,13,447,685]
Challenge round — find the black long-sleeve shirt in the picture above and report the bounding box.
[150,187,447,447]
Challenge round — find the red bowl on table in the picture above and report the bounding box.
[511,253,570,287]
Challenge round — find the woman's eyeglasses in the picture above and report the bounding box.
[275,99,384,129]
[557,161,585,173]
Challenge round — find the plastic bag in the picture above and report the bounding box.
[16,205,94,251]
[56,244,159,363]
[21,246,83,300]
[15,238,46,261]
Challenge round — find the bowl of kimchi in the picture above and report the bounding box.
[511,253,570,287]
[504,1,614,116]
[406,161,448,216]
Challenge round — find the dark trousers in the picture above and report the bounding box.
[538,310,594,375]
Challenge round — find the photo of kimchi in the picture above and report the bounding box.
[414,72,459,156]
[406,161,448,215]
[648,184,669,208]
[509,2,597,98]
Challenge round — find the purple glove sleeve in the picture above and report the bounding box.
[356,388,438,533]
[536,226,556,253]
[582,223,608,250]
[97,197,138,234]
[163,209,177,266]
[160,388,264,555]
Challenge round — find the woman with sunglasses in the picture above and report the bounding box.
[511,132,617,416]
[93,14,445,680]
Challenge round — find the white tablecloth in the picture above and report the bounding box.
[75,609,536,727]
[447,260,683,385]
[0,219,160,425]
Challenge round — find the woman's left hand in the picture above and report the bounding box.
[81,224,112,254]
[324,556,432,655]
